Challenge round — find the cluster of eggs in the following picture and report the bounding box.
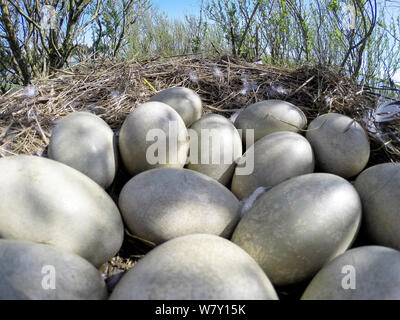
[1,86,399,300]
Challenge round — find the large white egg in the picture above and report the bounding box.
[306,113,370,178]
[48,112,117,188]
[118,168,240,244]
[232,173,362,286]
[0,155,124,267]
[119,101,189,175]
[234,100,307,145]
[231,131,314,199]
[301,246,400,300]
[110,234,278,300]
[187,114,242,186]
[149,87,202,126]
[0,240,107,300]
[354,162,400,250]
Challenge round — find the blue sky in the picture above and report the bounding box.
[151,0,200,19]
[151,0,400,18]
[83,0,202,44]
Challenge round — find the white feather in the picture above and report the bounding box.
[239,186,271,218]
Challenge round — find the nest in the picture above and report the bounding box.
[0,54,399,295]
[1,55,399,162]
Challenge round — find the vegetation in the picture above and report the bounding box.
[0,0,399,96]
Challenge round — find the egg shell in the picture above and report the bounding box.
[354,162,400,250]
[119,101,189,175]
[0,155,124,267]
[118,168,240,244]
[231,173,362,286]
[301,246,400,300]
[231,131,315,199]
[48,112,117,188]
[149,87,202,126]
[234,100,307,145]
[109,234,278,300]
[306,113,370,178]
[187,113,242,186]
[0,239,107,300]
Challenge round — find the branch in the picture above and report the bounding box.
[0,0,31,84]
[8,0,42,30]
[378,21,400,43]
[113,0,137,56]
[9,0,52,57]
[74,0,103,37]
[237,2,260,53]
[230,24,237,57]
[340,0,377,69]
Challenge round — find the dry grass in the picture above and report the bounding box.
[1,55,398,162]
[0,54,399,287]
